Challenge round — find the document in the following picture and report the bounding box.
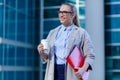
[66,46,90,80]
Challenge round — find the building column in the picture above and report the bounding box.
[85,0,105,80]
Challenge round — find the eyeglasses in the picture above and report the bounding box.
[58,11,73,16]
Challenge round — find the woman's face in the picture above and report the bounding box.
[58,5,74,27]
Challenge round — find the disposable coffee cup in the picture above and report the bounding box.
[41,39,49,50]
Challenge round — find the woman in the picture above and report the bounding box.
[37,3,95,80]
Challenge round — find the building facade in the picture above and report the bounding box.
[105,0,120,80]
[0,0,120,80]
[0,0,39,80]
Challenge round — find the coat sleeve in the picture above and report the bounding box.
[40,30,54,64]
[82,30,95,70]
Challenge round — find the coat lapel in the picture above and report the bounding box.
[50,26,61,47]
[66,27,78,57]
[50,25,79,58]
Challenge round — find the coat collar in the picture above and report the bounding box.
[66,26,79,57]
[51,25,79,57]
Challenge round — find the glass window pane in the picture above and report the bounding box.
[44,9,59,18]
[113,59,120,69]
[105,4,120,15]
[106,31,120,43]
[17,0,25,9]
[4,71,15,80]
[0,6,3,36]
[106,46,120,56]
[16,71,25,80]
[105,17,120,29]
[6,0,16,8]
[105,0,120,2]
[44,20,60,31]
[44,0,66,6]
[106,58,113,69]
[26,71,34,80]
[80,19,85,28]
[79,7,85,16]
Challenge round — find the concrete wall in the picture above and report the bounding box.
[85,0,105,80]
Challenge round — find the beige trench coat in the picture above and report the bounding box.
[41,25,95,80]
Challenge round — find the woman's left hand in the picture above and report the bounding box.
[74,62,89,79]
[74,67,85,79]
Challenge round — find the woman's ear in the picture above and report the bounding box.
[71,13,75,19]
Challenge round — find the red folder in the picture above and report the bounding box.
[66,46,90,80]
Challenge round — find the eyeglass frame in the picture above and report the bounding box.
[58,11,73,16]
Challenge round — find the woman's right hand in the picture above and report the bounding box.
[37,43,48,60]
[37,43,44,54]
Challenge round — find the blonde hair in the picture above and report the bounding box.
[61,3,80,27]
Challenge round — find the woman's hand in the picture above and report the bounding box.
[74,67,85,79]
[37,43,48,60]
[74,62,89,79]
[37,43,43,53]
